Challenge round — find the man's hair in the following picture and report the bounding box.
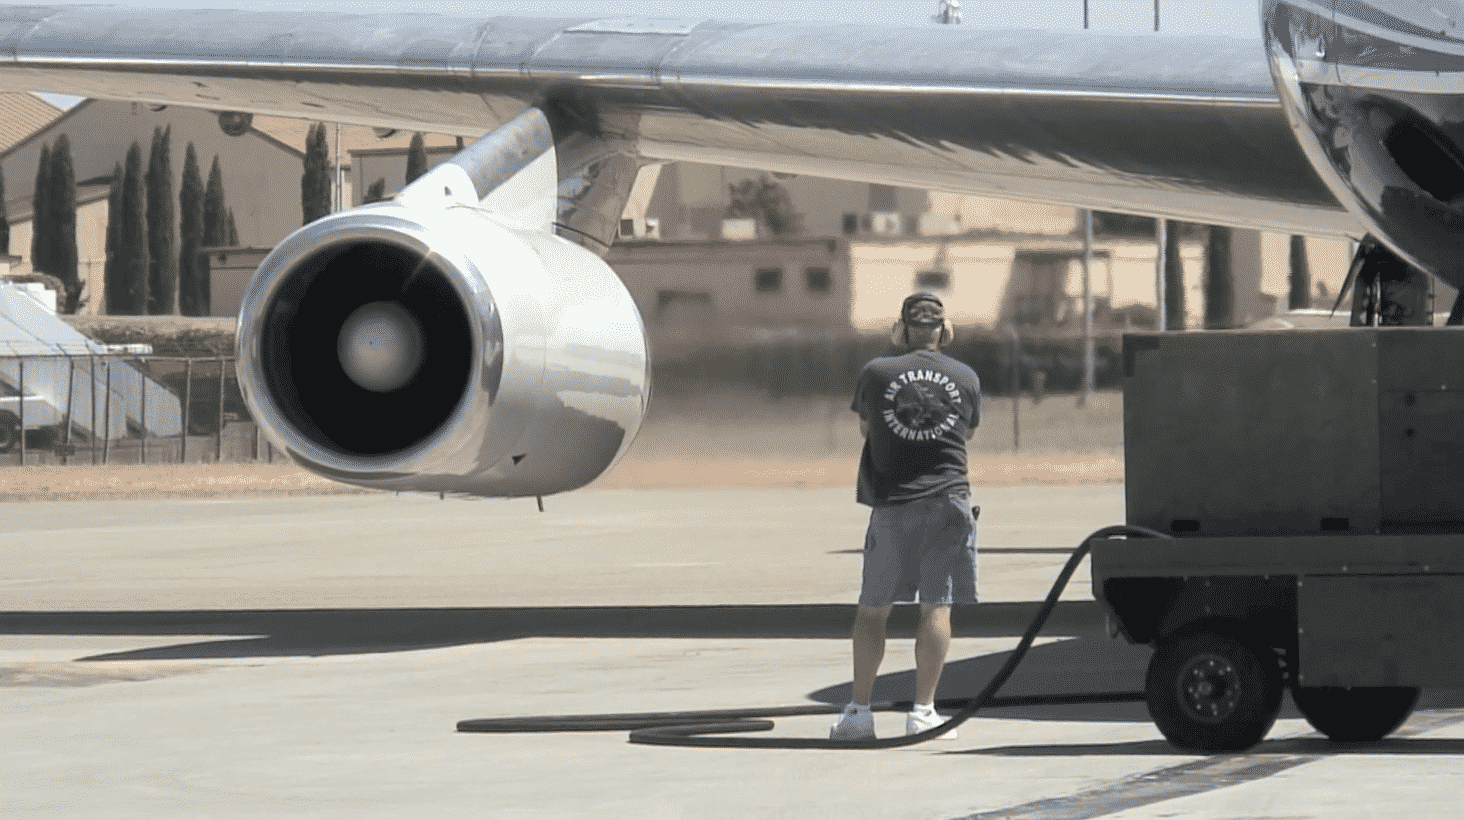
[892,292,952,347]
[901,292,944,326]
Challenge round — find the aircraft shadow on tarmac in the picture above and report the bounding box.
[2,601,1171,723]
[9,602,1464,732]
[944,689,1464,753]
[0,600,1111,661]
[960,734,1464,756]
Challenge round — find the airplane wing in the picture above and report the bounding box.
[4,3,1405,498]
[0,4,1355,237]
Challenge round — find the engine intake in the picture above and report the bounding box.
[262,239,473,456]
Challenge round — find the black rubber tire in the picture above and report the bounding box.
[1146,631,1283,753]
[1292,686,1419,743]
[0,414,18,454]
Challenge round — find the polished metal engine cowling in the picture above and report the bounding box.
[1265,0,1464,288]
[236,203,649,497]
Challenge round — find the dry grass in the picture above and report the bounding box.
[592,452,1120,490]
[0,453,1121,501]
[0,389,1125,501]
[0,463,372,502]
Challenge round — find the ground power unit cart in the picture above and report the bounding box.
[1090,328,1464,752]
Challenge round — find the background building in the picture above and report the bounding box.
[0,94,462,316]
[0,92,1365,341]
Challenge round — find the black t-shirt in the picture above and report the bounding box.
[851,349,981,507]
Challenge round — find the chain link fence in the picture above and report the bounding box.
[651,331,1125,399]
[0,354,276,467]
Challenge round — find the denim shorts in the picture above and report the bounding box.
[859,490,978,607]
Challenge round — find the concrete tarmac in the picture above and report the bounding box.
[3,485,1462,819]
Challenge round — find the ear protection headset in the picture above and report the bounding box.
[891,293,954,347]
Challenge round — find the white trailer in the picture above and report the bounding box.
[0,284,182,452]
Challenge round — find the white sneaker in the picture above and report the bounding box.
[829,705,876,741]
[906,707,957,739]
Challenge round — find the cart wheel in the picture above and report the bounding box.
[1291,686,1419,742]
[1146,631,1283,752]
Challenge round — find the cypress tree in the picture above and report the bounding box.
[49,135,79,314]
[301,122,331,224]
[405,132,427,185]
[1204,226,1234,329]
[226,208,238,246]
[1164,221,1185,330]
[31,143,50,277]
[363,178,387,204]
[178,143,205,316]
[0,165,9,255]
[203,155,228,246]
[104,162,123,314]
[117,141,149,314]
[1288,235,1312,310]
[146,125,177,314]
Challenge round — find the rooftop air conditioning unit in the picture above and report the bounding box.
[870,211,902,235]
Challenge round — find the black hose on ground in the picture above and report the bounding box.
[457,524,1170,748]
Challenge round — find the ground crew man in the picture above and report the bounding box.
[831,292,981,740]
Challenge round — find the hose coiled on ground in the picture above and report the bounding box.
[457,524,1169,748]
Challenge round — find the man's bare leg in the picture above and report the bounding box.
[914,604,952,706]
[851,605,892,704]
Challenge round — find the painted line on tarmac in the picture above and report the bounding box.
[952,710,1464,820]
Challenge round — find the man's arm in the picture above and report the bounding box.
[852,365,870,439]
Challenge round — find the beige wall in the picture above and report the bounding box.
[642,161,1079,241]
[646,163,928,240]
[1259,234,1354,309]
[206,247,271,317]
[605,227,1372,349]
[924,192,1078,236]
[350,145,456,205]
[7,197,108,315]
[849,240,1209,331]
[2,101,305,267]
[1060,232,1353,329]
[850,242,1013,329]
[607,239,852,345]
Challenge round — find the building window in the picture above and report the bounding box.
[842,213,859,234]
[619,218,636,238]
[915,270,950,290]
[804,266,832,294]
[656,289,713,323]
[754,267,784,293]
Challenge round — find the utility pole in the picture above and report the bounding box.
[1156,218,1168,330]
[1080,209,1095,407]
[333,122,342,212]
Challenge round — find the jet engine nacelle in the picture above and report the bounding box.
[235,202,649,497]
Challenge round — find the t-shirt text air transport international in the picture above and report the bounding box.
[851,349,981,507]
